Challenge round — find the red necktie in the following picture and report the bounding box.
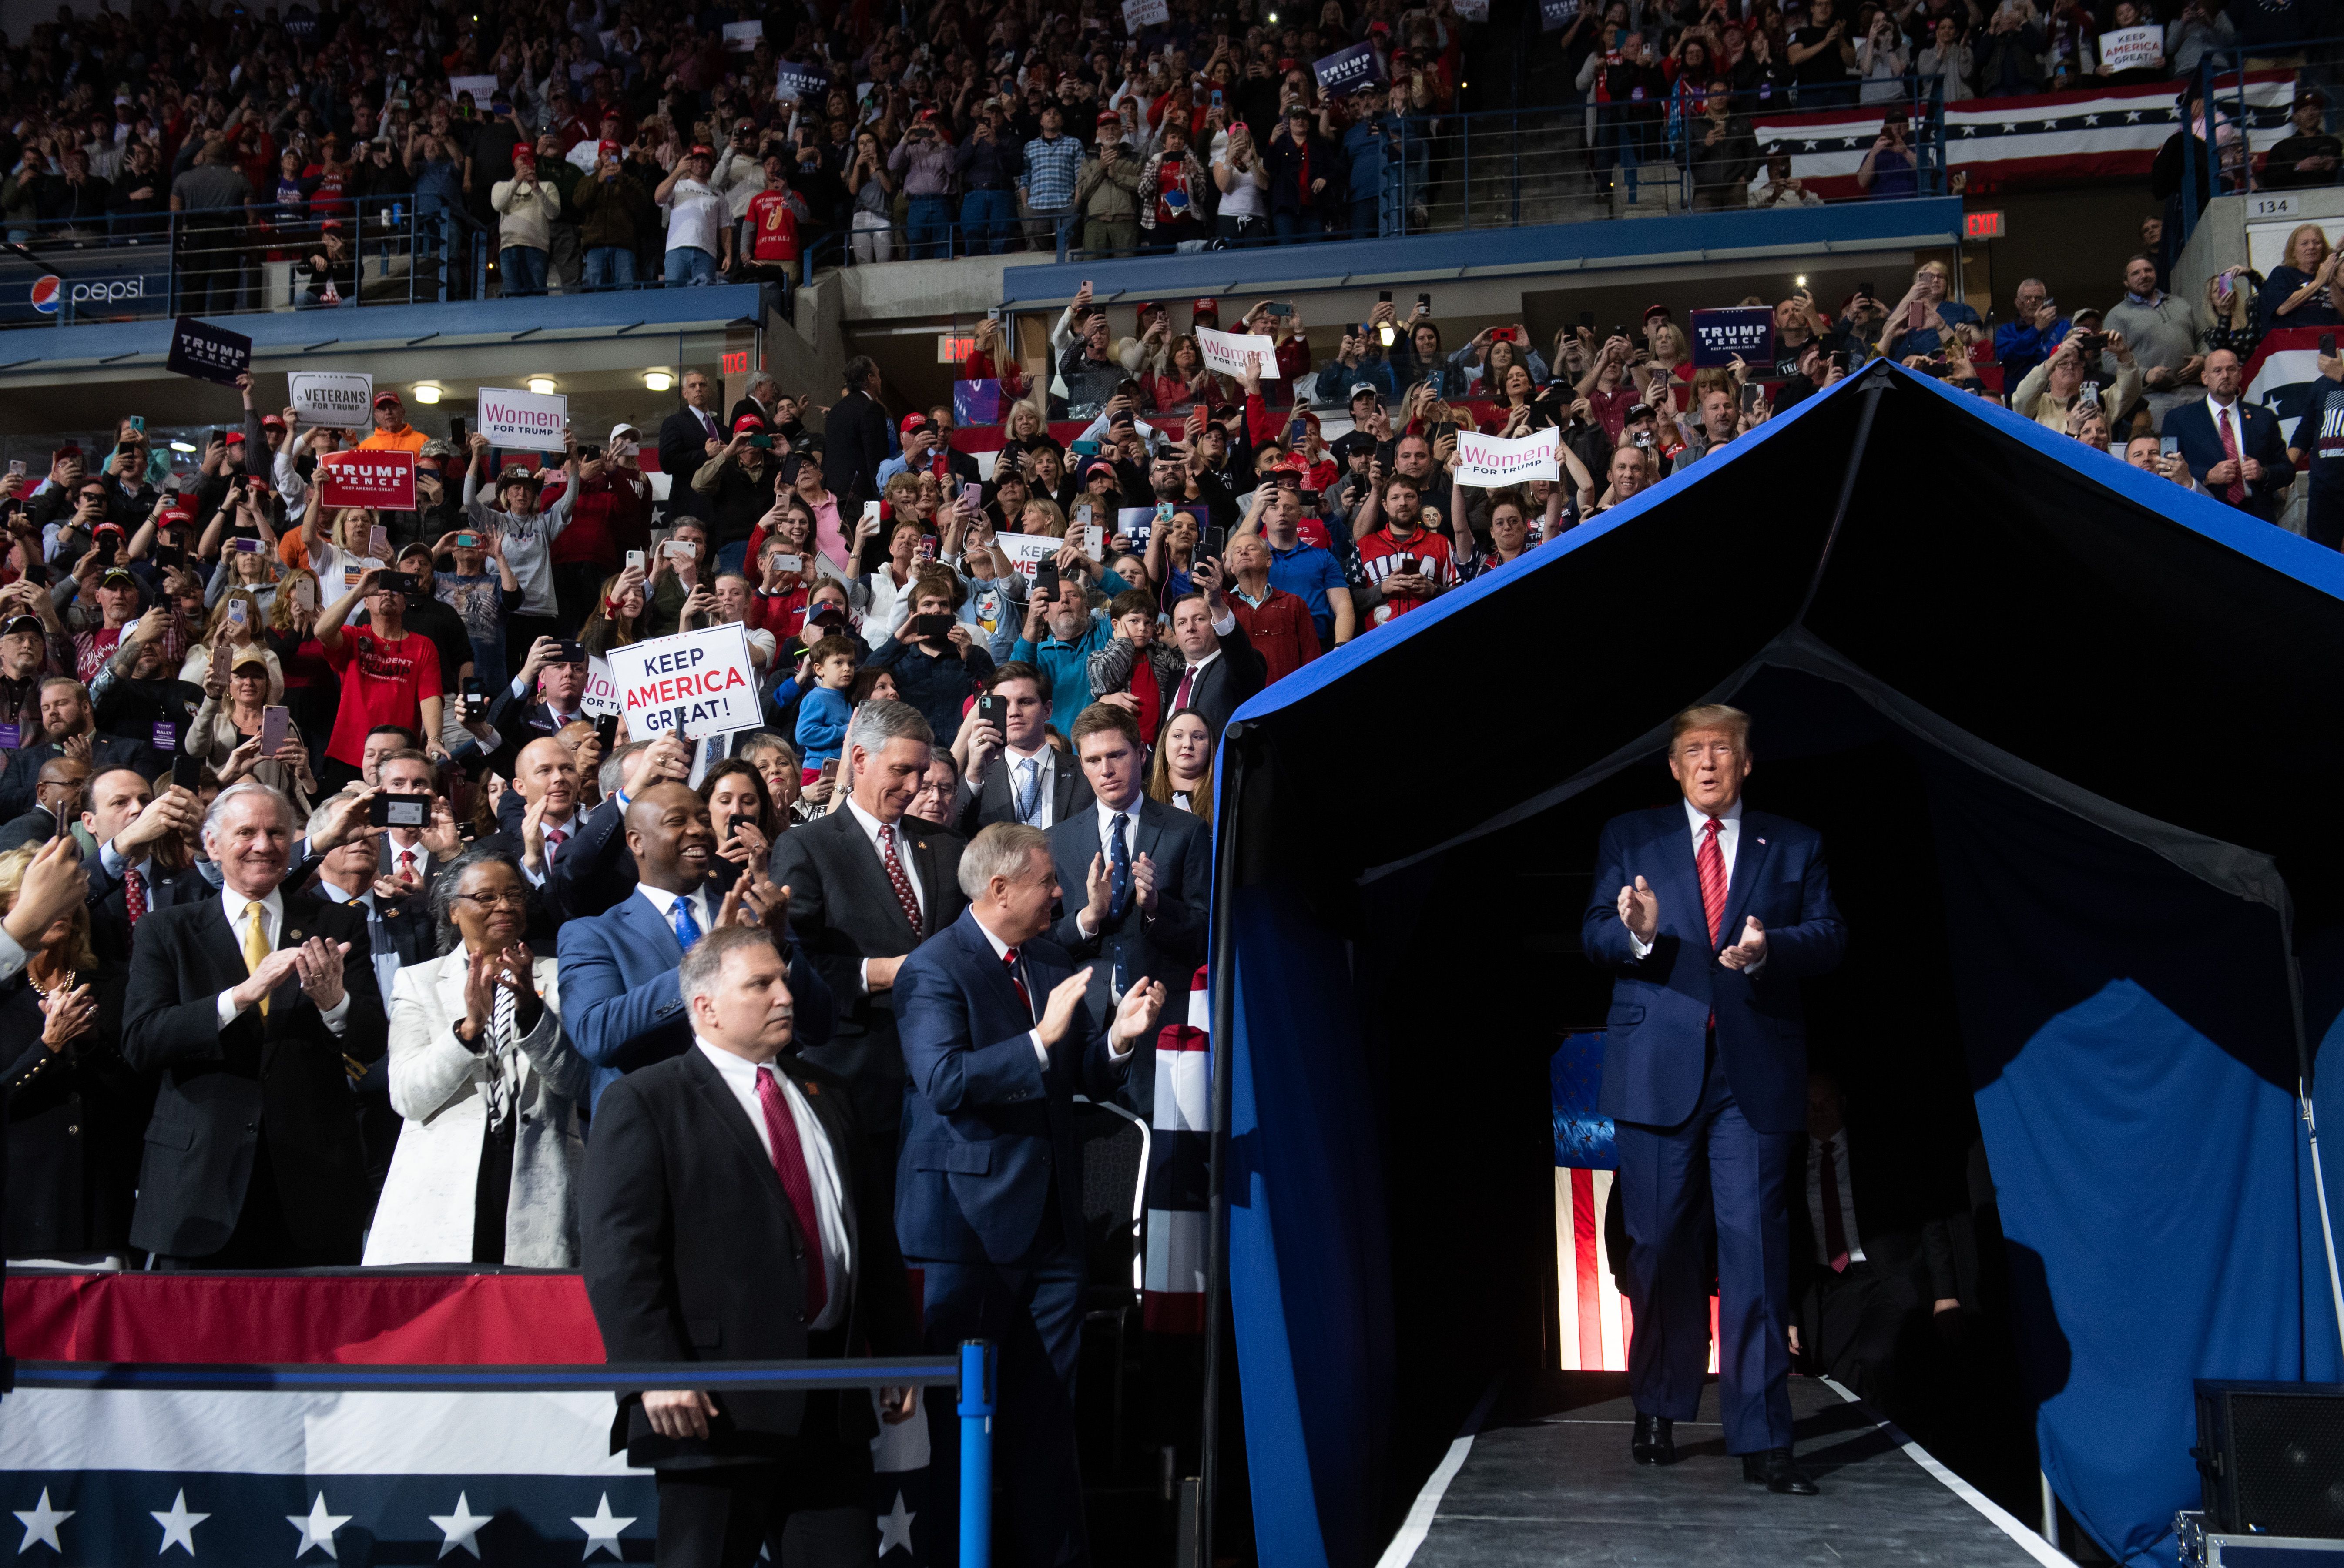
[1174,665,1199,711]
[545,825,567,862]
[752,1067,828,1320]
[397,849,416,878]
[1003,946,1032,1014]
[124,865,146,928]
[2216,403,2247,503]
[879,823,923,936]
[1818,1136,1851,1273]
[1696,816,1728,945]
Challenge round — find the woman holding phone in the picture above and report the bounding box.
[698,759,782,887]
[202,518,282,615]
[178,587,284,703]
[266,566,340,763]
[188,644,317,821]
[579,559,648,657]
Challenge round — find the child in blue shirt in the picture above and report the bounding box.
[792,633,863,777]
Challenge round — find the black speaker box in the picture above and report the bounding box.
[2194,1380,2344,1539]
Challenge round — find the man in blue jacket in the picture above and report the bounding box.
[1580,703,1846,1494]
[557,780,830,1112]
[893,822,1167,1568]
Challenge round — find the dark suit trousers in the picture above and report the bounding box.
[1802,1247,1932,1421]
[1616,1040,1795,1454]
[913,1191,1090,1568]
[151,1136,306,1270]
[654,1428,869,1568]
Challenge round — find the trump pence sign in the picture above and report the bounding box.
[604,622,760,740]
[315,450,417,511]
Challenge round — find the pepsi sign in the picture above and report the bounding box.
[13,268,164,322]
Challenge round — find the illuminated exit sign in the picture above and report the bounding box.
[1964,210,2005,241]
[936,334,975,363]
[721,349,750,375]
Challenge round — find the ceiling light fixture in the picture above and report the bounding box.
[643,369,674,392]
[412,383,443,404]
[526,376,557,395]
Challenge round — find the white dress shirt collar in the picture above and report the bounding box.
[1094,794,1142,853]
[1680,796,1744,838]
[221,883,285,929]
[634,880,714,936]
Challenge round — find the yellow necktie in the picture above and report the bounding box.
[242,900,271,1018]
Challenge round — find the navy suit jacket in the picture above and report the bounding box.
[557,887,834,1112]
[2167,395,2295,521]
[893,908,1130,1266]
[1045,796,1208,1118]
[1579,804,1846,1135]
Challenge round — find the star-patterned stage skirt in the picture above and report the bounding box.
[0,1270,938,1564]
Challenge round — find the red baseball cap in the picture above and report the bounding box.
[597,138,620,157]
[260,413,285,427]
[688,143,716,157]
[1096,109,1121,125]
[223,431,246,445]
[1642,302,1673,322]
[901,412,931,434]
[732,414,767,434]
[1192,297,1220,317]
[374,390,402,407]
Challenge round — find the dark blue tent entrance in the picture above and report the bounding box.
[1202,362,2344,1568]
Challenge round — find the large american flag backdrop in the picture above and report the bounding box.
[1752,72,2295,200]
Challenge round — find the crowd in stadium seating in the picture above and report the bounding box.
[1,0,2322,299]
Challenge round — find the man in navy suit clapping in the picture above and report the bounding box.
[894,823,1168,1568]
[1580,704,1847,1495]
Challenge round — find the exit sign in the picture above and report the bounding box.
[721,349,750,375]
[936,334,976,363]
[1964,209,2005,240]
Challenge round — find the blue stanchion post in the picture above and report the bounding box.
[957,1340,995,1568]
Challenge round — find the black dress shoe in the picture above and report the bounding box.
[1741,1447,1819,1494]
[1630,1414,1676,1466]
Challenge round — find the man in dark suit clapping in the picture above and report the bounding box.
[1045,703,1209,1119]
[582,925,919,1568]
[894,822,1168,1568]
[122,781,385,1268]
[769,700,965,1188]
[1579,704,1846,1494]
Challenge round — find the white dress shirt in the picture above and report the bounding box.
[517,806,580,888]
[2206,396,2252,492]
[632,880,716,945]
[845,798,925,994]
[316,881,402,1011]
[1623,797,1760,968]
[971,913,1133,1069]
[1804,1126,1867,1266]
[1001,744,1060,829]
[1075,793,1144,941]
[693,1039,852,1331]
[217,885,352,1033]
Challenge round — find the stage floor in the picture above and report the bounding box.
[1387,1372,2064,1568]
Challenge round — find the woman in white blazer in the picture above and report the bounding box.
[362,846,589,1267]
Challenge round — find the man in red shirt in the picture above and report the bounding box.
[315,566,448,791]
[1352,473,1455,628]
[739,148,808,318]
[1226,533,1321,683]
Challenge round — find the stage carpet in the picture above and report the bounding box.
[1389,1372,2061,1568]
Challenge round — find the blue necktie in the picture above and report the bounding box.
[1107,812,1131,923]
[1014,757,1042,824]
[671,895,702,953]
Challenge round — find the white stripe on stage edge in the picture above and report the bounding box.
[1374,1378,1501,1568]
[1817,1376,2078,1568]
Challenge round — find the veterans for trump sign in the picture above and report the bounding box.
[605,623,761,740]
[1452,427,1559,488]
[289,371,375,427]
[476,386,570,449]
[315,450,417,511]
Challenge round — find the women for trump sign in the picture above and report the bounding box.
[1452,427,1558,488]
[476,386,570,449]
[1194,325,1281,379]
